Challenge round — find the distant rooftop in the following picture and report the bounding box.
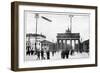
[26,33,46,38]
[41,40,54,44]
[57,29,80,39]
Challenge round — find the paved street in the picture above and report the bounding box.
[25,51,89,61]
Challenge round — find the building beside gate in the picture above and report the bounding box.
[26,33,46,55]
[81,39,89,53]
[41,40,55,52]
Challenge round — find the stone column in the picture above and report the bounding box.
[70,39,72,50]
[77,40,79,52]
[57,39,58,50]
[78,39,80,52]
[65,40,67,49]
[61,40,63,50]
[74,40,76,51]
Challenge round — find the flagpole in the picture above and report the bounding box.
[69,15,74,52]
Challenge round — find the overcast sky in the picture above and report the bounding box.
[25,11,90,42]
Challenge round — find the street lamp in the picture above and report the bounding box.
[34,13,52,51]
[34,13,39,51]
[69,15,74,33]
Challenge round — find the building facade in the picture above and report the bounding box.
[41,40,55,52]
[81,40,89,53]
[26,33,46,55]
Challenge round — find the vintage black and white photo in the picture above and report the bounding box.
[25,11,90,61]
[11,2,97,71]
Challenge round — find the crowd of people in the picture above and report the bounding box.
[26,45,51,60]
[26,45,75,60]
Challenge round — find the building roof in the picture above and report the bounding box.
[41,40,54,44]
[82,39,89,44]
[57,33,80,39]
[26,33,46,38]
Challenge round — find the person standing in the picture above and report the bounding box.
[47,51,50,59]
[61,45,70,59]
[46,47,50,60]
[36,49,40,60]
[65,49,70,59]
[41,49,45,60]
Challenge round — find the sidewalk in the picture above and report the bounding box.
[25,51,89,61]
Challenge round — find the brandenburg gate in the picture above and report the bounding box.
[56,29,80,52]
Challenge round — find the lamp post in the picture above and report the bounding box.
[69,15,74,33]
[34,13,52,60]
[68,15,74,54]
[34,13,39,50]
